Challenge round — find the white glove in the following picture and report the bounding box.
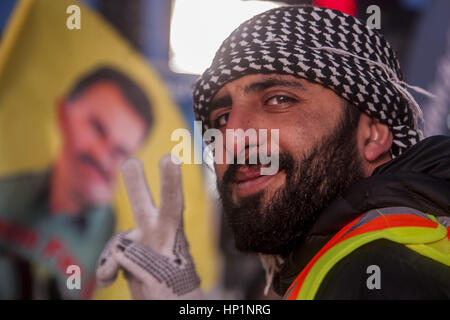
[96,155,204,300]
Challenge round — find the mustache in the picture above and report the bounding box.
[221,151,294,187]
[79,153,110,183]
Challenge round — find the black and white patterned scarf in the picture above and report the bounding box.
[193,6,432,157]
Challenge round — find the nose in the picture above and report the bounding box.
[89,139,115,175]
[223,104,259,164]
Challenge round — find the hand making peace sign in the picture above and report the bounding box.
[96,155,203,299]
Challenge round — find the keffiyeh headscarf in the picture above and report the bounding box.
[193,6,432,157]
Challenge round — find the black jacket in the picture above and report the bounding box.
[273,135,450,299]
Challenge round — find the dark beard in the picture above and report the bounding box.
[217,108,365,255]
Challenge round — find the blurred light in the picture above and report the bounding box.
[169,0,281,75]
[400,0,430,11]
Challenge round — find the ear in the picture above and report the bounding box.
[358,114,393,162]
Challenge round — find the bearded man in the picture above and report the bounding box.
[96,6,450,300]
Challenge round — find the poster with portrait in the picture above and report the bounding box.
[0,0,218,299]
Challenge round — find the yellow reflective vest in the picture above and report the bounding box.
[284,207,450,300]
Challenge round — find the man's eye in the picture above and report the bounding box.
[265,95,296,106]
[212,113,229,128]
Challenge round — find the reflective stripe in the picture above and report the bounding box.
[285,207,448,300]
[344,207,431,236]
[407,227,450,266]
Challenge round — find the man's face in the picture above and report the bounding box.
[59,81,147,207]
[210,74,365,254]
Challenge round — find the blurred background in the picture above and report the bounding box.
[0,0,448,300]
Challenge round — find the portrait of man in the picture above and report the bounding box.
[54,67,153,213]
[0,66,153,299]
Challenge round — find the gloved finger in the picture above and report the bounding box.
[158,154,184,227]
[121,158,157,233]
[112,239,176,299]
[96,230,140,287]
[96,232,124,287]
[96,254,119,287]
[113,236,201,298]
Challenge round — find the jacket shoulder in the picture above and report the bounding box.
[315,238,450,299]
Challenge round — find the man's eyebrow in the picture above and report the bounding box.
[208,78,304,115]
[244,78,305,94]
[210,94,232,112]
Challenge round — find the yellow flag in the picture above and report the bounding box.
[0,0,219,298]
